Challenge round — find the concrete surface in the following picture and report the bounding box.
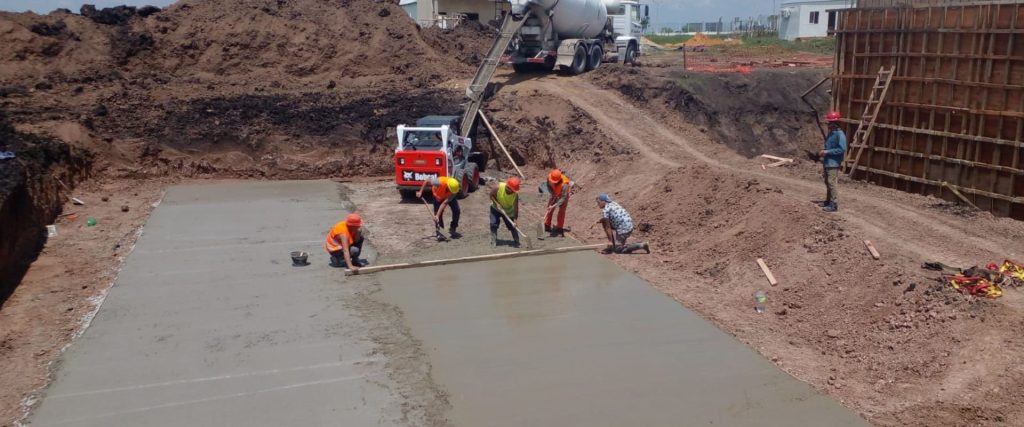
[29,181,399,427]
[380,250,870,427]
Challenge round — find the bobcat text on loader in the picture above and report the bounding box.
[393,116,487,200]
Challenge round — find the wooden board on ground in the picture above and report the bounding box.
[756,258,779,286]
[347,244,606,276]
[863,240,881,260]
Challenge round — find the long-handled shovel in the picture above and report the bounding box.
[496,207,533,249]
[421,198,448,242]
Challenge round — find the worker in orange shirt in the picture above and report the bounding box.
[543,169,573,237]
[417,175,462,239]
[325,213,364,272]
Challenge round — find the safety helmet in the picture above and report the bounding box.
[506,177,521,192]
[826,111,842,122]
[346,213,362,227]
[548,169,562,184]
[446,177,461,194]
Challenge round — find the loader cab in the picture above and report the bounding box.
[394,116,485,200]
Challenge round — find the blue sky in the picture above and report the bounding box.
[1,0,781,28]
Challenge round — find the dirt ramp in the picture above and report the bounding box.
[590,66,829,158]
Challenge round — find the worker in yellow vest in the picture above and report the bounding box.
[325,213,364,272]
[489,177,521,247]
[417,175,462,238]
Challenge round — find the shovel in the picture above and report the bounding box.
[495,206,533,249]
[421,198,448,242]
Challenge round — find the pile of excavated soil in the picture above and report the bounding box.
[589,65,830,158]
[422,20,496,67]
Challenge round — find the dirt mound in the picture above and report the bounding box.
[0,112,91,303]
[422,20,496,67]
[589,66,829,158]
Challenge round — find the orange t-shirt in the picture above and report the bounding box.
[324,221,355,252]
[432,176,457,200]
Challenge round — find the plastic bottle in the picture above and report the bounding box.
[86,217,97,227]
[754,290,767,313]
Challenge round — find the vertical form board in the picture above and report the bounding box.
[834,1,1024,219]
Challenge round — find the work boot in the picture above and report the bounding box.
[449,228,462,239]
[490,231,498,247]
[511,239,521,249]
[815,200,829,207]
[822,202,838,213]
[550,228,565,238]
[544,224,552,233]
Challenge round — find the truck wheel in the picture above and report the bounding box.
[399,189,417,201]
[586,45,603,71]
[562,44,586,75]
[513,62,533,74]
[624,43,639,66]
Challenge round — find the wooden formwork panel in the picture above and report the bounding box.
[833,2,1024,219]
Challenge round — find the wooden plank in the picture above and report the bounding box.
[759,154,794,162]
[854,144,1024,174]
[943,181,982,210]
[756,258,779,287]
[830,74,1024,91]
[346,243,607,276]
[850,163,1022,202]
[864,240,882,260]
[478,110,525,179]
[835,119,1024,148]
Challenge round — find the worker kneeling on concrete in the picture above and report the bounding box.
[543,169,572,237]
[417,176,462,239]
[595,194,649,254]
[489,177,521,247]
[326,213,365,272]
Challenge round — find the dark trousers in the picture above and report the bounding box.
[329,237,364,266]
[432,198,460,230]
[489,206,519,242]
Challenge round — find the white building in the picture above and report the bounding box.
[400,0,417,19]
[409,0,503,28]
[778,0,853,40]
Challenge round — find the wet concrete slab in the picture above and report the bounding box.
[29,180,399,427]
[380,250,869,427]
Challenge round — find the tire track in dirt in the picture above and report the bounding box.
[533,77,1020,266]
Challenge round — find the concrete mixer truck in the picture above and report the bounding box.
[506,0,647,74]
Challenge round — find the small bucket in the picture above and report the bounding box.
[290,251,309,266]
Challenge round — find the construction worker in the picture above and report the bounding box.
[594,194,649,254]
[819,111,847,212]
[543,169,572,237]
[417,175,462,238]
[325,213,364,272]
[489,177,521,247]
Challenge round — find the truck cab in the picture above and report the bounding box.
[394,116,487,200]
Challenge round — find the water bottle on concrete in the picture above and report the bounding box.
[754,290,767,313]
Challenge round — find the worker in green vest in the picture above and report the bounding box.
[489,177,521,247]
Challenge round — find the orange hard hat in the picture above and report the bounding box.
[506,177,521,192]
[548,169,562,184]
[826,111,842,122]
[345,213,362,227]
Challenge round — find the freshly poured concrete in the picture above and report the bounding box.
[29,181,397,426]
[381,251,869,427]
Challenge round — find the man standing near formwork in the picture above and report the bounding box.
[489,177,521,247]
[819,111,847,212]
[595,194,649,254]
[544,169,573,237]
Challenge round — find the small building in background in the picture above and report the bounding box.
[778,0,853,40]
[414,0,504,29]
[400,0,417,19]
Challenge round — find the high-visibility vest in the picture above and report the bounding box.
[548,175,570,198]
[495,182,517,216]
[433,176,457,200]
[324,221,355,252]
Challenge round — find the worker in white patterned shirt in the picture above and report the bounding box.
[594,193,649,254]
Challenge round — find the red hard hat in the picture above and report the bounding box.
[548,169,562,184]
[826,111,842,122]
[345,213,362,227]
[507,177,521,192]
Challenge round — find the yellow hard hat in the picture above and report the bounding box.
[446,177,461,194]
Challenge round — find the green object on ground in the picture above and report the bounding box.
[86,218,97,227]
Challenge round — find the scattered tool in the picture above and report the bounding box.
[759,154,794,168]
[346,243,606,276]
[496,208,533,249]
[420,198,448,242]
[756,258,779,287]
[863,240,881,260]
